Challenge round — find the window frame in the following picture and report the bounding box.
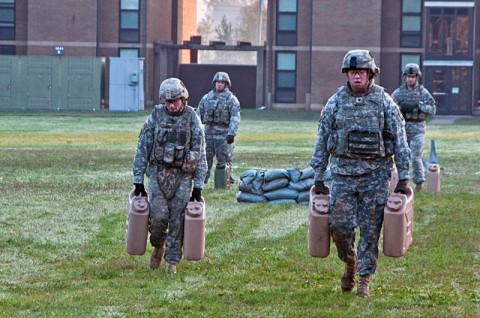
[119,48,139,57]
[400,0,422,48]
[426,6,473,60]
[275,51,296,103]
[0,0,15,41]
[119,0,140,43]
[276,0,297,46]
[0,45,15,55]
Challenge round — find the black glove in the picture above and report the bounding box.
[314,180,328,195]
[226,135,235,144]
[399,100,418,112]
[393,179,409,194]
[134,183,147,197]
[190,187,202,202]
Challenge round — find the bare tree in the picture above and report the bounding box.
[197,15,215,42]
[236,0,267,44]
[197,0,267,64]
[215,16,235,44]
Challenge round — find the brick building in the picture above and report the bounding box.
[265,0,480,115]
[0,0,197,108]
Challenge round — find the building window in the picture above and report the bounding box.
[120,0,140,43]
[119,48,139,57]
[276,0,297,46]
[400,54,421,84]
[427,7,472,59]
[401,0,422,47]
[275,52,296,103]
[0,0,15,41]
[0,45,15,55]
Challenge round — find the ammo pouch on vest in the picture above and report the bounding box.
[154,126,191,169]
[404,107,427,122]
[205,102,229,126]
[162,143,185,167]
[181,150,200,174]
[347,130,382,158]
[206,108,216,124]
[218,108,229,125]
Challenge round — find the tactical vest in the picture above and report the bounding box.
[151,105,195,170]
[332,85,390,160]
[396,85,427,122]
[203,90,232,126]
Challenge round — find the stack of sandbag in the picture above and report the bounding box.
[237,167,329,204]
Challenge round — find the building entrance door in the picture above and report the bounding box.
[425,66,472,115]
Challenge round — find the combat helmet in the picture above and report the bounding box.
[212,72,231,87]
[159,78,189,102]
[402,63,422,77]
[341,50,380,78]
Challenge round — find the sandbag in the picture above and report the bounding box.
[300,167,315,180]
[289,178,314,192]
[239,170,265,195]
[236,191,267,203]
[239,180,253,193]
[251,171,265,195]
[269,199,297,204]
[263,177,289,192]
[287,168,302,183]
[264,169,289,182]
[264,188,299,201]
[239,169,259,185]
[297,190,310,203]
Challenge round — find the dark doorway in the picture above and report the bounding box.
[179,64,257,109]
[425,66,472,115]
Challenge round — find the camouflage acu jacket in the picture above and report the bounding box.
[310,83,410,181]
[132,104,207,189]
[196,89,241,137]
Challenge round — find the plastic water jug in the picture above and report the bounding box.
[214,163,226,189]
[183,198,206,260]
[214,163,230,189]
[125,189,149,255]
[307,185,330,258]
[426,163,440,193]
[383,186,414,257]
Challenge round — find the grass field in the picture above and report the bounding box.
[0,110,479,317]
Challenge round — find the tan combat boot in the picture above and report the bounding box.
[356,275,370,298]
[341,256,357,292]
[415,182,423,192]
[149,244,165,269]
[165,262,177,274]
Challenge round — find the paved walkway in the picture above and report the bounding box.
[429,115,471,125]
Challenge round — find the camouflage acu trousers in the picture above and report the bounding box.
[204,135,233,183]
[407,132,425,184]
[329,166,389,276]
[147,166,193,264]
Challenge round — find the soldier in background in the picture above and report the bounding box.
[310,50,410,298]
[132,78,207,273]
[392,63,436,192]
[196,72,241,184]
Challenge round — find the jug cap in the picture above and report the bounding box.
[313,197,329,214]
[186,202,203,217]
[386,196,403,211]
[132,197,149,213]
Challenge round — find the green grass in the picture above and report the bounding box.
[0,110,479,317]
